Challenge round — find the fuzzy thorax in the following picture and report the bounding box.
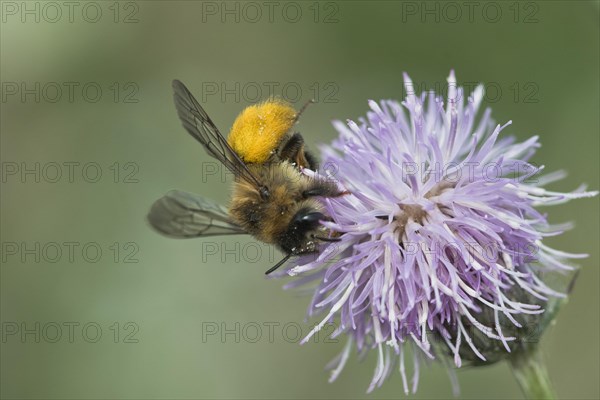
[227,162,325,247]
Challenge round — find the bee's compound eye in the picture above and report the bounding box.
[293,211,326,230]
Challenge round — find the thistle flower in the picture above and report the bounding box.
[281,71,597,394]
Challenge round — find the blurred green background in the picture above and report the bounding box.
[1,1,599,399]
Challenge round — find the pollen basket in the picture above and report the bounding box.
[227,100,296,163]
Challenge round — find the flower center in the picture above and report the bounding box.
[382,182,456,237]
[398,203,427,224]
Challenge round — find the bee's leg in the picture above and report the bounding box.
[304,149,319,170]
[279,130,318,169]
[279,132,317,169]
[279,132,304,162]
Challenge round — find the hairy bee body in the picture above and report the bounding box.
[148,80,344,274]
[229,162,338,254]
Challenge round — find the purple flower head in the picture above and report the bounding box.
[280,71,597,393]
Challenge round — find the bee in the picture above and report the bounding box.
[148,80,347,274]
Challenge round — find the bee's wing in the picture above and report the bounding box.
[148,190,247,238]
[172,80,263,188]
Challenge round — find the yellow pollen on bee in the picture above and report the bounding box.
[227,99,296,163]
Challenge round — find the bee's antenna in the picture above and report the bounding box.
[294,99,316,124]
[265,253,293,275]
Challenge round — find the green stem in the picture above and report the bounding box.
[510,346,557,400]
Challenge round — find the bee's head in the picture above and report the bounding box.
[280,208,338,254]
[266,208,340,275]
